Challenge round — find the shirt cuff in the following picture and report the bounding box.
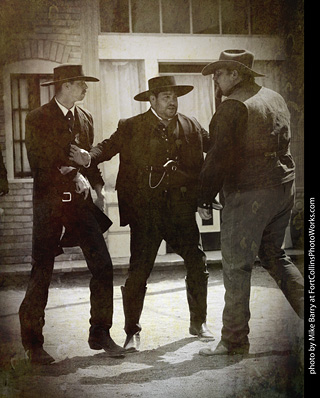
[83,155,91,168]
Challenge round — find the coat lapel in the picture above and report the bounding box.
[177,113,191,143]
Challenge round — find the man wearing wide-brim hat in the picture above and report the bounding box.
[197,50,304,356]
[19,64,126,364]
[70,75,215,351]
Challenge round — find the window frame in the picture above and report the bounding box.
[99,0,283,36]
[10,73,53,178]
[3,60,58,182]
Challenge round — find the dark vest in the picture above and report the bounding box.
[225,83,295,192]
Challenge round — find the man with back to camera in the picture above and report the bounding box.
[70,76,222,351]
[197,50,304,356]
[19,64,126,365]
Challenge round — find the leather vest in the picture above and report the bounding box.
[228,83,291,157]
[225,83,295,191]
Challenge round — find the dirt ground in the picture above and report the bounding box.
[0,264,304,398]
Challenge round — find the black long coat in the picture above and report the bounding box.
[25,98,111,255]
[90,109,209,226]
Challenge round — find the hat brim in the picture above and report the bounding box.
[134,85,194,101]
[41,76,99,86]
[202,60,264,77]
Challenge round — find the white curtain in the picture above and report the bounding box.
[99,60,145,189]
[100,60,145,137]
[174,74,214,131]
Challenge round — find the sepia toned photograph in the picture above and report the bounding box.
[0,1,305,397]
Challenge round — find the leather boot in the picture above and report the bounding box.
[121,285,146,351]
[189,322,214,340]
[186,277,214,340]
[88,326,126,357]
[199,340,249,356]
[27,347,55,365]
[123,332,141,352]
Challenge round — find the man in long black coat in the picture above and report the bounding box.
[19,65,125,364]
[70,76,216,351]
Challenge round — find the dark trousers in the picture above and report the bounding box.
[220,180,304,347]
[122,193,209,335]
[19,197,113,350]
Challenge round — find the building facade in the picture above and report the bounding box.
[0,0,304,267]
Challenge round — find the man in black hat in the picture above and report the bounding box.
[197,50,304,356]
[19,64,126,364]
[70,76,215,351]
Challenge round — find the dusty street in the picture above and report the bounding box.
[0,260,304,398]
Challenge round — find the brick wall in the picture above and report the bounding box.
[0,182,33,265]
[0,0,86,267]
[0,181,84,265]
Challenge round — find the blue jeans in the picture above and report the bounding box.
[220,180,304,347]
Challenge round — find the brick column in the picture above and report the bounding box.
[80,0,102,144]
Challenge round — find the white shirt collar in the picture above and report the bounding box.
[55,97,75,117]
[150,106,174,121]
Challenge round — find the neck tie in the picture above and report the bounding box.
[66,110,74,132]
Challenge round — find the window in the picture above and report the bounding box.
[221,0,249,34]
[250,0,284,35]
[132,0,160,33]
[162,0,190,33]
[99,0,130,33]
[11,74,54,178]
[192,0,220,34]
[100,0,285,35]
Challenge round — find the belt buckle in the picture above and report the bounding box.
[62,192,72,202]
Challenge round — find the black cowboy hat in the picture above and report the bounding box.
[134,76,193,101]
[202,49,264,77]
[41,64,99,86]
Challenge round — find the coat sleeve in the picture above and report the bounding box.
[190,116,210,153]
[76,109,105,188]
[89,119,128,165]
[197,100,247,206]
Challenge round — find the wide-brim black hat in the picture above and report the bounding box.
[41,64,99,86]
[134,76,193,101]
[202,49,264,77]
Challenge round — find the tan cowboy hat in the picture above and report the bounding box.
[134,76,193,101]
[41,64,99,86]
[202,49,264,77]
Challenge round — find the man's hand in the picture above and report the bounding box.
[69,144,91,167]
[94,193,105,211]
[197,207,212,220]
[93,184,105,211]
[73,172,90,199]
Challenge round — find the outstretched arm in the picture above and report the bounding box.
[69,144,91,166]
